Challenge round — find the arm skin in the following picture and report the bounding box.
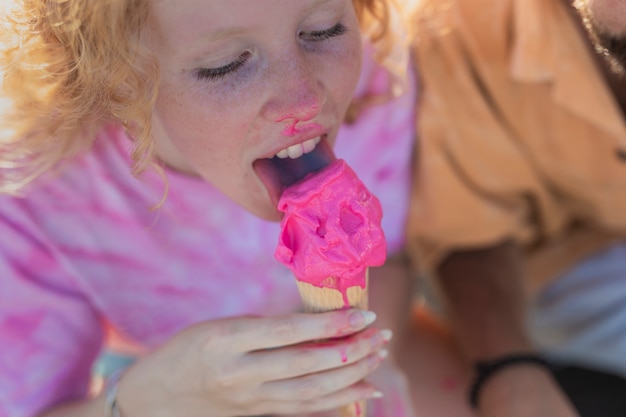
[38,395,106,417]
[368,251,415,354]
[437,240,533,361]
[436,240,578,416]
[37,255,413,417]
[36,261,413,417]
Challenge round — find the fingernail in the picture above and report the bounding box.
[370,391,384,399]
[370,330,389,349]
[378,349,389,360]
[380,329,393,342]
[350,310,376,328]
[370,333,384,349]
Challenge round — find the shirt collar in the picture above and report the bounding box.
[510,0,626,140]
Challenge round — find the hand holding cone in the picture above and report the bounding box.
[274,160,387,417]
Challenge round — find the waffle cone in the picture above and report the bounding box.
[295,270,369,417]
[295,275,368,313]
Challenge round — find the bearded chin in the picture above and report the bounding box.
[574,1,626,76]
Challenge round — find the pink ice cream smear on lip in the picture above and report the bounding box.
[280,121,324,137]
[275,159,387,297]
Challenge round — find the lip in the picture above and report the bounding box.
[280,121,325,137]
[253,134,336,211]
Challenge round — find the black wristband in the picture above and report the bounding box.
[469,353,552,409]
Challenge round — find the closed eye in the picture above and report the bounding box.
[196,51,251,81]
[302,23,348,41]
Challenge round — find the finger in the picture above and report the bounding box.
[257,349,388,402]
[260,381,382,415]
[222,309,377,352]
[240,328,392,382]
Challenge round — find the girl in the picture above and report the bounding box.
[0,1,418,416]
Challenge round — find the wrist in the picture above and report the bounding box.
[104,370,126,417]
[469,352,553,410]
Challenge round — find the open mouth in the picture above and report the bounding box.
[254,134,336,209]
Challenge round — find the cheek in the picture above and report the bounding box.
[329,38,363,108]
[156,88,206,145]
[155,83,236,160]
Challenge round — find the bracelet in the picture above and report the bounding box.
[104,370,125,417]
[468,353,552,409]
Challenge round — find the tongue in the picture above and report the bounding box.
[269,146,335,188]
[254,140,336,209]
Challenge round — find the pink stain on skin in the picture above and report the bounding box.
[280,120,324,137]
[308,328,379,364]
[339,345,348,363]
[275,105,322,137]
[309,339,350,363]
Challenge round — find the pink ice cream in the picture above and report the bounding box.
[275,159,387,303]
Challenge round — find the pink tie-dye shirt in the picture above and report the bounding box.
[0,52,416,417]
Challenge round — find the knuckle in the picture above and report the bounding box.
[199,322,233,352]
[203,362,243,390]
[290,349,319,374]
[359,357,373,374]
[352,338,372,358]
[215,374,239,389]
[203,371,236,390]
[271,317,298,340]
[348,328,379,359]
[324,310,351,336]
[342,339,369,365]
[295,379,323,400]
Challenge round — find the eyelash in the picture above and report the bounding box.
[305,23,349,41]
[195,23,349,82]
[196,51,251,81]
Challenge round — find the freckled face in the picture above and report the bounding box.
[142,0,362,220]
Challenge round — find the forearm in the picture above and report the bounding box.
[39,394,106,417]
[368,251,415,353]
[436,240,533,361]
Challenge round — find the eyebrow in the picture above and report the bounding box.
[308,0,335,11]
[199,0,337,42]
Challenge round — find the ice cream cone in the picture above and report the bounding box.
[275,160,386,417]
[295,274,368,313]
[295,270,369,417]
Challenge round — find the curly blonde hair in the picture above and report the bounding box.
[0,0,399,193]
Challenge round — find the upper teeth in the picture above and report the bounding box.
[276,136,322,159]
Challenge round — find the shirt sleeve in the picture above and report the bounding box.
[407,8,544,273]
[0,195,103,417]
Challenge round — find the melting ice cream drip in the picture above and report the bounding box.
[275,159,387,305]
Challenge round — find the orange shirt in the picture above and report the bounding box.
[408,0,626,291]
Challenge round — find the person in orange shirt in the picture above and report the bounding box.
[409,0,626,416]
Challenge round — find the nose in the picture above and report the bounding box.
[262,50,326,133]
